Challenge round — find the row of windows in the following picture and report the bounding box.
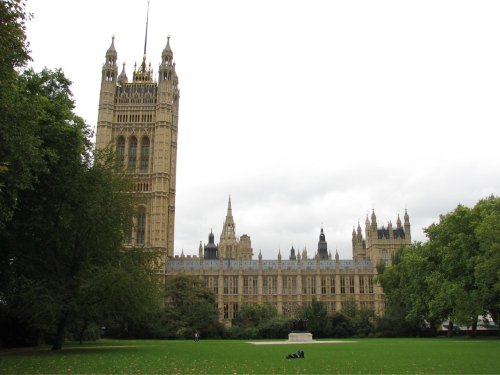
[117,136,150,172]
[204,276,374,295]
[117,92,156,104]
[221,300,374,320]
[105,71,114,81]
[117,113,154,123]
[223,303,239,320]
[137,183,149,192]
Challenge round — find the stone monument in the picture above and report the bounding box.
[288,318,313,342]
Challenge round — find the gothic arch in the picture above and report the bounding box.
[128,136,137,169]
[140,136,150,172]
[136,205,147,245]
[116,136,125,166]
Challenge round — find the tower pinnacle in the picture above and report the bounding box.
[143,1,150,56]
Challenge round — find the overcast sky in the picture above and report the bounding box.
[26,0,500,259]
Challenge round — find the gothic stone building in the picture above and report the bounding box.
[166,197,411,325]
[96,36,179,270]
[95,36,411,325]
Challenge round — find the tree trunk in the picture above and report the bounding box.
[78,319,88,344]
[470,318,477,338]
[447,320,454,337]
[52,315,67,350]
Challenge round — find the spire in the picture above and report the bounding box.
[404,209,411,243]
[397,214,402,228]
[132,2,153,83]
[220,196,236,241]
[161,35,174,69]
[162,35,173,57]
[143,1,150,56]
[404,209,410,225]
[102,36,118,83]
[289,245,296,260]
[258,250,262,261]
[335,249,339,261]
[118,62,128,84]
[371,209,377,228]
[106,36,117,61]
[318,227,328,260]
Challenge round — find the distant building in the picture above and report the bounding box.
[166,197,411,325]
[95,28,412,325]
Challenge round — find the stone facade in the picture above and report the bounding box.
[95,32,412,325]
[96,36,180,268]
[166,198,411,325]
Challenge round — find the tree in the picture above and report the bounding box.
[232,303,278,329]
[0,0,42,232]
[0,66,163,349]
[377,243,438,334]
[298,297,330,338]
[163,274,221,339]
[378,196,500,337]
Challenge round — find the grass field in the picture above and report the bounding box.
[1,338,499,374]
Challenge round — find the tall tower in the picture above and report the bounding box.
[219,196,238,259]
[95,22,180,267]
[218,196,253,260]
[317,228,328,260]
[357,209,411,266]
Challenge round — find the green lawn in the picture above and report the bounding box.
[1,338,499,374]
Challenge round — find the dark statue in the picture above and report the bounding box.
[292,318,308,332]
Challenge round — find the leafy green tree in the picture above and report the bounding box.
[163,274,221,339]
[341,299,358,320]
[377,243,438,333]
[0,66,163,349]
[298,297,330,338]
[0,0,43,232]
[424,196,499,335]
[232,303,278,329]
[330,313,353,338]
[231,303,290,339]
[470,196,500,329]
[257,316,293,339]
[378,196,500,337]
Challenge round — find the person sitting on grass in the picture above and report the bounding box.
[285,350,304,359]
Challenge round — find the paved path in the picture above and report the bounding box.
[247,340,357,345]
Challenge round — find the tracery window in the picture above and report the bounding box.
[381,250,389,265]
[116,136,125,166]
[136,206,146,245]
[140,136,150,172]
[128,136,137,169]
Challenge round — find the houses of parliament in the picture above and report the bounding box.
[95,35,412,325]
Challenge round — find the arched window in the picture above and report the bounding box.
[140,136,150,172]
[137,206,146,245]
[116,136,125,166]
[381,250,389,265]
[128,136,137,169]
